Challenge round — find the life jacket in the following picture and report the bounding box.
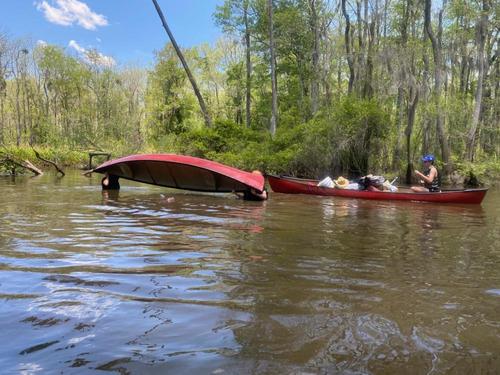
[424,166,440,192]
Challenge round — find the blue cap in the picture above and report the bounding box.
[421,154,435,162]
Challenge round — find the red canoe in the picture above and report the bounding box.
[93,154,265,193]
[267,175,488,204]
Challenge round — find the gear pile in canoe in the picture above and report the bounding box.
[93,154,266,199]
[267,175,488,204]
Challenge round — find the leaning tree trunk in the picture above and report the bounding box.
[268,0,278,136]
[466,0,489,161]
[151,0,212,127]
[424,0,451,174]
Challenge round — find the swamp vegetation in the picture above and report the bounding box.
[0,0,498,183]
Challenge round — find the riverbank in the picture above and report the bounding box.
[2,144,500,186]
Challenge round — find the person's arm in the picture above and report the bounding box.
[415,168,437,184]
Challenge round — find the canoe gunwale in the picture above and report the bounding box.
[94,154,265,193]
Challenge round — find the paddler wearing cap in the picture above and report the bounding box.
[411,155,440,192]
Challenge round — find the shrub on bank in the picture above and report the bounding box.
[453,159,500,186]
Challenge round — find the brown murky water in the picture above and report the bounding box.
[1,171,499,374]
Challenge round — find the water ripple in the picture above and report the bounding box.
[0,175,499,373]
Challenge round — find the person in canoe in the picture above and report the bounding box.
[411,155,440,192]
[101,173,120,190]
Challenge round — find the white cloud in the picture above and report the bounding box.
[68,40,115,68]
[96,37,102,43]
[35,0,108,30]
[36,40,48,47]
[68,39,85,53]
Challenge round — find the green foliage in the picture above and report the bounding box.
[140,97,390,178]
[453,159,500,186]
[272,98,387,177]
[145,44,195,139]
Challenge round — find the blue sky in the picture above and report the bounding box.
[0,0,224,67]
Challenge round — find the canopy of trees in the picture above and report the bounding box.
[0,0,498,180]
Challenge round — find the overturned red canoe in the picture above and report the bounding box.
[268,175,488,204]
[93,154,265,193]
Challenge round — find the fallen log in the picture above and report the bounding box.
[31,146,65,176]
[1,157,43,176]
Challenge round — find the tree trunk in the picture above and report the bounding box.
[466,0,489,161]
[393,0,410,170]
[309,0,320,115]
[459,49,468,94]
[356,0,364,92]
[383,0,388,38]
[341,0,355,94]
[244,1,252,128]
[424,0,451,174]
[405,81,419,184]
[268,0,278,136]
[393,86,405,169]
[151,0,212,127]
[363,21,375,98]
[0,95,4,144]
[15,78,22,146]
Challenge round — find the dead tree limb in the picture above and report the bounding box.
[31,145,65,176]
[1,156,43,176]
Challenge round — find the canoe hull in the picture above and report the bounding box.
[94,154,265,193]
[267,175,488,204]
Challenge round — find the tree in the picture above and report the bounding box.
[0,33,11,144]
[465,0,490,161]
[341,0,355,94]
[151,0,212,127]
[215,0,254,128]
[424,0,451,174]
[146,45,194,138]
[308,0,320,114]
[268,0,278,136]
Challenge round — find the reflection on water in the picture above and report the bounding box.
[0,172,499,374]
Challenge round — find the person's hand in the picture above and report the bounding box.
[414,170,421,177]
